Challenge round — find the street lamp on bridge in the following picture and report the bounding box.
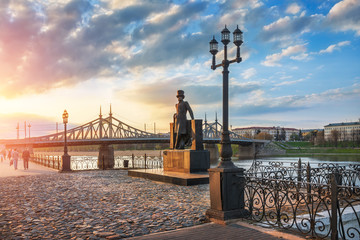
[61,110,71,172]
[209,25,243,168]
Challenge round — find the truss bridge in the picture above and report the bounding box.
[1,110,267,149]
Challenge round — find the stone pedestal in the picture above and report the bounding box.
[129,119,210,185]
[98,144,114,170]
[206,167,249,223]
[163,149,210,173]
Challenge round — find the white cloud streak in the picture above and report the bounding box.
[262,44,307,67]
[285,3,301,15]
[319,41,351,54]
[241,68,257,79]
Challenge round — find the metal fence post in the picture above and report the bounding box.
[297,158,302,200]
[331,174,339,240]
[335,168,342,186]
[132,153,135,168]
[144,153,147,169]
[102,155,105,170]
[306,162,311,204]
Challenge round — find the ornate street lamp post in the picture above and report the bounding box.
[206,25,248,222]
[61,110,71,172]
[210,25,243,168]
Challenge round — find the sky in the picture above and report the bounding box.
[0,0,359,139]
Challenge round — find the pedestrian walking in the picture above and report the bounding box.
[22,148,30,170]
[7,149,12,161]
[12,149,19,170]
[0,148,5,162]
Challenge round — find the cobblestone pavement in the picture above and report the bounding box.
[0,170,210,239]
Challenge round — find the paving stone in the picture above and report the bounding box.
[0,170,210,239]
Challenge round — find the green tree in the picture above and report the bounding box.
[280,128,286,141]
[315,131,325,146]
[255,132,273,140]
[290,133,300,141]
[331,129,339,147]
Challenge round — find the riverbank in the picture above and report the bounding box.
[256,141,360,159]
[0,170,209,239]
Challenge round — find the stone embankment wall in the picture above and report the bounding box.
[257,142,286,156]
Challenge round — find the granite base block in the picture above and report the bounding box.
[128,169,209,186]
[163,149,210,173]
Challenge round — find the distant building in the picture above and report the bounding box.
[232,126,299,141]
[324,121,360,141]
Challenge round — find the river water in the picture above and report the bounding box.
[38,152,360,172]
[229,155,360,170]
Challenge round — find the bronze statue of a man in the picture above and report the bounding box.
[174,90,194,149]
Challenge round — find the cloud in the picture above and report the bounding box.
[0,0,212,98]
[262,44,307,67]
[128,1,209,68]
[0,0,118,97]
[275,78,305,86]
[232,84,360,116]
[318,40,351,54]
[116,76,262,107]
[258,0,360,47]
[326,0,360,35]
[259,14,324,43]
[286,3,301,15]
[241,68,256,79]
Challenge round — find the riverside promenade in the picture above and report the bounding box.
[0,158,58,178]
[0,159,303,239]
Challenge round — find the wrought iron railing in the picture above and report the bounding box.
[30,154,62,170]
[114,154,163,169]
[244,172,360,239]
[31,153,163,171]
[71,156,98,170]
[247,159,360,187]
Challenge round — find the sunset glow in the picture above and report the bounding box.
[0,0,359,139]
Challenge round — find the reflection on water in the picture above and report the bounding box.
[211,155,360,170]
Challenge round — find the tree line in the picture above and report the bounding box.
[299,129,360,147]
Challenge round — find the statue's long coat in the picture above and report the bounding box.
[175,101,193,135]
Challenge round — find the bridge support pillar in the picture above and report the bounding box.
[204,143,219,165]
[237,143,255,159]
[98,144,114,170]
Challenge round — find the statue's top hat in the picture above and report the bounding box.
[176,90,185,98]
